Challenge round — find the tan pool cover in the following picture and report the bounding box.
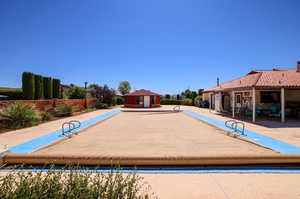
[5,112,294,166]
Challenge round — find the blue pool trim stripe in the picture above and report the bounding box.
[2,168,300,174]
[9,110,120,154]
[184,110,300,154]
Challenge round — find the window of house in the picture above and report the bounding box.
[236,94,242,104]
[151,96,157,104]
[136,96,144,104]
[260,91,280,103]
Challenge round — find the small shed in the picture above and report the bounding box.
[124,89,161,108]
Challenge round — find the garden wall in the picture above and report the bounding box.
[0,98,98,112]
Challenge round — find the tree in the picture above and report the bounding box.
[88,84,99,89]
[43,77,53,99]
[90,84,116,104]
[34,74,44,99]
[118,81,131,95]
[181,89,192,99]
[165,94,171,99]
[191,91,198,105]
[68,86,87,99]
[22,72,35,100]
[53,79,61,99]
[198,89,204,96]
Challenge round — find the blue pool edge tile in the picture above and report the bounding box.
[184,110,300,154]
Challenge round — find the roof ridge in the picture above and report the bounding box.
[252,72,263,87]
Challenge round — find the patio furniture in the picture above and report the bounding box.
[268,106,281,118]
[244,107,263,117]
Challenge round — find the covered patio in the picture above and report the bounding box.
[203,62,300,123]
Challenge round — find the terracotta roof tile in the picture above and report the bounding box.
[124,89,160,96]
[204,69,300,92]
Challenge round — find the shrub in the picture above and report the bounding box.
[52,78,61,99]
[82,108,96,113]
[160,99,181,105]
[0,103,41,128]
[181,98,193,106]
[44,77,53,99]
[34,74,44,99]
[160,99,193,106]
[22,72,35,100]
[41,111,53,121]
[194,95,202,105]
[111,96,124,105]
[0,166,154,199]
[54,105,73,117]
[94,103,109,109]
[90,85,115,104]
[199,100,209,108]
[68,86,87,99]
[0,90,23,100]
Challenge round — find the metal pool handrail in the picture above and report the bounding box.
[62,120,81,136]
[225,120,245,136]
[173,105,181,112]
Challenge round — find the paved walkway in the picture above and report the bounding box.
[0,171,299,199]
[141,173,300,199]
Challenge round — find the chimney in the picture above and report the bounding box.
[297,61,300,72]
[217,77,220,86]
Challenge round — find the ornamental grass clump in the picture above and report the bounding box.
[54,105,74,117]
[0,103,41,128]
[0,166,156,199]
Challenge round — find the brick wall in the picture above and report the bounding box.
[0,98,98,112]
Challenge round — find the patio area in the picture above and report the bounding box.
[203,64,300,123]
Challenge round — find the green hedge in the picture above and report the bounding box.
[22,72,35,100]
[0,90,23,100]
[43,77,53,99]
[34,75,44,99]
[52,78,61,99]
[160,99,193,106]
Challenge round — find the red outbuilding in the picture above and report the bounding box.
[124,89,161,108]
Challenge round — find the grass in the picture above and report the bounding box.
[0,165,156,199]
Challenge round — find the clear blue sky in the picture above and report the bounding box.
[1,0,300,94]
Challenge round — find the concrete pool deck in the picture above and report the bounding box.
[0,171,299,199]
[0,109,115,150]
[31,111,275,157]
[180,106,300,148]
[140,173,300,199]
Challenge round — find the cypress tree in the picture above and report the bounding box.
[34,75,44,99]
[52,78,61,99]
[22,72,35,100]
[43,77,53,99]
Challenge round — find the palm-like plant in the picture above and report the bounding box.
[0,103,41,128]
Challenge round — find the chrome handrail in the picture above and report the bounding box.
[62,120,81,136]
[173,105,181,112]
[225,120,245,136]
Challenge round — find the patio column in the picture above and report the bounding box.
[281,88,285,123]
[252,87,256,123]
[232,91,235,118]
[209,93,212,112]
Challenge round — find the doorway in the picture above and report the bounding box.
[144,96,150,107]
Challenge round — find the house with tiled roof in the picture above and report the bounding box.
[124,89,161,108]
[203,61,300,123]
